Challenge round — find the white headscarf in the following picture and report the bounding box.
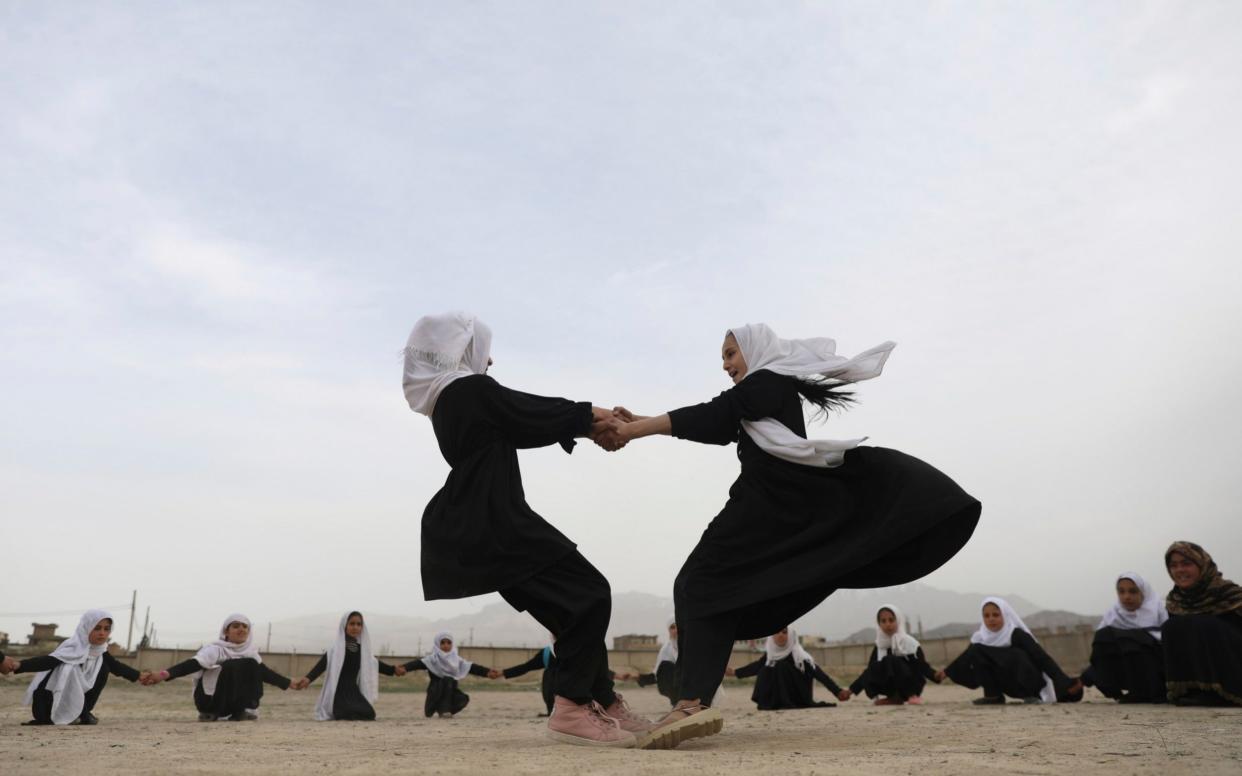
[970,597,1056,703]
[654,618,678,672]
[23,609,112,725]
[192,613,263,696]
[728,324,896,468]
[315,611,379,721]
[764,627,816,671]
[1097,573,1168,641]
[874,604,921,658]
[422,631,473,680]
[403,312,493,416]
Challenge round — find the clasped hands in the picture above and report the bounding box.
[590,406,637,452]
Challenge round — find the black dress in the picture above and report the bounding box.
[944,630,1079,702]
[1162,612,1242,706]
[636,659,680,707]
[164,657,292,719]
[1081,627,1165,703]
[402,658,493,717]
[502,647,557,715]
[849,647,939,701]
[734,654,840,709]
[422,374,591,600]
[305,643,398,720]
[18,653,141,724]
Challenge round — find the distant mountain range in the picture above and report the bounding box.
[253,584,1098,654]
[839,609,1100,644]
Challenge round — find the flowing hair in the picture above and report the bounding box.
[790,375,856,421]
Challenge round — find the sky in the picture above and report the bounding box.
[2,1,1240,649]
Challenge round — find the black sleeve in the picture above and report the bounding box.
[305,654,328,682]
[668,371,789,446]
[479,376,593,453]
[16,655,63,673]
[260,664,291,690]
[164,658,207,680]
[915,648,939,682]
[468,663,491,677]
[732,656,766,679]
[378,660,396,677]
[103,653,141,682]
[402,658,427,672]
[1011,630,1072,687]
[635,672,657,687]
[503,652,546,679]
[811,664,842,695]
[849,649,878,695]
[1080,665,1096,688]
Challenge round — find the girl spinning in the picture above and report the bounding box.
[603,324,980,748]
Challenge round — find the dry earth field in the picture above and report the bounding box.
[1,679,1240,775]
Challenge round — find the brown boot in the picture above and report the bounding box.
[640,700,723,750]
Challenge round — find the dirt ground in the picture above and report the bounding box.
[1,678,1240,775]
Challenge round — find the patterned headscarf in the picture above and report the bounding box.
[1164,541,1242,616]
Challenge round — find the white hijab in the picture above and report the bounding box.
[764,627,816,670]
[970,597,1056,703]
[874,604,921,658]
[403,312,493,416]
[192,613,263,696]
[315,612,379,721]
[23,609,112,725]
[422,631,473,680]
[729,323,896,468]
[654,618,678,672]
[1097,573,1168,640]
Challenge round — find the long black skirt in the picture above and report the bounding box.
[1085,627,1165,703]
[752,660,834,710]
[539,663,556,715]
[194,658,264,719]
[425,675,470,717]
[858,655,927,701]
[945,644,1044,700]
[1163,613,1242,706]
[332,681,377,721]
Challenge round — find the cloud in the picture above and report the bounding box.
[1106,74,1189,134]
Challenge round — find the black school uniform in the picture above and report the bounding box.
[849,646,940,701]
[735,654,840,709]
[666,370,981,701]
[401,658,493,717]
[163,657,291,719]
[1082,626,1165,703]
[423,374,617,707]
[18,653,140,724]
[636,658,680,707]
[944,630,1078,702]
[502,647,557,715]
[1162,612,1242,706]
[305,643,398,720]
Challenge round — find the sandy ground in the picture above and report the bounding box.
[1,678,1240,775]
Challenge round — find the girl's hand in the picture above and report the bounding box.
[724,667,736,677]
[137,671,152,685]
[144,670,169,686]
[837,689,852,702]
[0,656,19,674]
[394,666,407,677]
[934,670,947,683]
[487,669,502,679]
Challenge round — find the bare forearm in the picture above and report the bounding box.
[621,414,671,440]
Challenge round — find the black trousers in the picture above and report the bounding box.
[31,670,110,723]
[499,550,616,707]
[676,611,738,704]
[193,658,264,719]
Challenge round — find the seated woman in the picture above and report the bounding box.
[398,631,499,718]
[728,627,845,709]
[1080,573,1167,703]
[941,597,1082,705]
[499,639,558,716]
[846,604,941,705]
[1162,541,1242,707]
[295,611,400,721]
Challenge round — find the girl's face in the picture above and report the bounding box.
[345,614,364,640]
[439,638,453,653]
[722,334,748,384]
[1167,552,1202,590]
[982,603,1004,632]
[668,623,677,641]
[1116,578,1144,611]
[877,608,899,636]
[772,628,789,647]
[89,618,113,646]
[225,621,250,644]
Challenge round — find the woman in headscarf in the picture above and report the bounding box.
[940,597,1082,705]
[846,604,941,705]
[1161,541,1242,706]
[295,611,400,720]
[631,619,680,707]
[602,324,980,746]
[397,631,499,718]
[144,613,301,720]
[15,610,147,725]
[402,312,649,745]
[728,627,844,710]
[1079,574,1168,703]
[498,637,558,716]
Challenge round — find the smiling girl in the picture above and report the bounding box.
[1161,541,1242,706]
[1080,573,1168,703]
[846,604,941,705]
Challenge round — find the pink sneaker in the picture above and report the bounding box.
[603,693,657,739]
[640,702,724,750]
[547,696,637,748]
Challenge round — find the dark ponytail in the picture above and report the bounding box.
[791,375,856,421]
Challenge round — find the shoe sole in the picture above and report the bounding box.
[546,729,638,748]
[639,707,724,750]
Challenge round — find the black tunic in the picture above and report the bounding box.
[19,653,141,723]
[422,374,592,599]
[636,660,680,706]
[1162,612,1242,705]
[668,370,981,638]
[305,645,397,720]
[402,658,493,717]
[849,646,939,700]
[734,654,839,709]
[1082,627,1165,703]
[502,647,556,714]
[164,657,291,718]
[944,630,1078,701]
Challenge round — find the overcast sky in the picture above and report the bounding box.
[2,1,1240,648]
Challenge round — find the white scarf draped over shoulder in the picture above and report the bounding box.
[403,312,493,417]
[970,597,1057,703]
[316,612,379,721]
[654,617,678,672]
[1097,573,1168,640]
[192,613,263,697]
[22,609,112,725]
[729,323,895,468]
[874,604,921,658]
[422,632,473,680]
[763,627,816,671]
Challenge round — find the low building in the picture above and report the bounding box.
[613,634,658,650]
[28,623,67,650]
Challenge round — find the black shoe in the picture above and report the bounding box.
[76,712,98,725]
[22,719,53,726]
[232,711,259,721]
[1173,691,1227,707]
[1021,696,1043,704]
[972,696,1005,705]
[198,713,218,722]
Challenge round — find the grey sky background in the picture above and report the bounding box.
[2,1,1240,647]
